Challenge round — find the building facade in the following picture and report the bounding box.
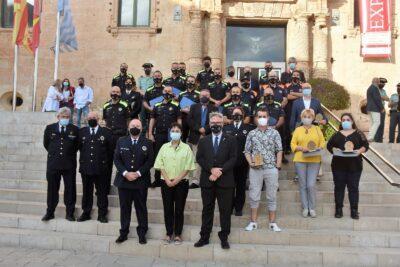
[0,0,399,119]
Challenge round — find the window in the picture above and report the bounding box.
[354,0,360,27]
[118,0,150,27]
[1,0,34,28]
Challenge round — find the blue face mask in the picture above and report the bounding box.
[170,132,181,141]
[289,63,296,70]
[59,118,69,126]
[342,121,352,130]
[303,88,312,96]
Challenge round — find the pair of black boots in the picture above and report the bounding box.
[335,206,359,220]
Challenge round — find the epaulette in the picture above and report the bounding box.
[256,102,264,107]
[198,70,205,73]
[103,101,112,108]
[224,102,233,108]
[171,100,179,107]
[146,86,155,91]
[127,73,134,78]
[274,101,282,107]
[179,91,186,96]
[222,82,228,85]
[194,90,200,94]
[113,74,120,79]
[208,81,215,86]
[119,100,128,107]
[155,102,162,107]
[242,103,249,107]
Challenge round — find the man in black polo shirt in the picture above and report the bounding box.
[196,56,215,89]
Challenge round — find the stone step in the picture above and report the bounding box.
[0,226,399,266]
[0,213,399,250]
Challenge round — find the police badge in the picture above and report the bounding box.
[100,136,105,141]
[169,107,173,111]
[142,146,147,151]
[243,130,247,134]
[119,108,122,111]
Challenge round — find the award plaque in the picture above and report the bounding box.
[303,141,322,157]
[315,113,324,123]
[307,141,317,151]
[253,153,264,167]
[344,141,355,152]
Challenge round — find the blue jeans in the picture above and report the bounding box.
[76,106,89,128]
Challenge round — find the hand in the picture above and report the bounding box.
[125,172,137,181]
[215,100,221,107]
[301,147,309,153]
[319,119,327,125]
[165,179,174,187]
[209,174,218,181]
[148,134,155,142]
[276,163,282,169]
[211,168,222,178]
[199,128,206,134]
[182,107,190,113]
[355,149,362,156]
[86,101,91,106]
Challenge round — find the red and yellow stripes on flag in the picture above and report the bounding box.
[12,0,33,53]
[30,0,41,51]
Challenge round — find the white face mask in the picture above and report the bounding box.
[258,117,268,127]
[302,118,313,126]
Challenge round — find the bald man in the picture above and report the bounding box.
[113,119,154,244]
[77,111,113,223]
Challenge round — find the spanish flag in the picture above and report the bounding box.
[12,0,33,53]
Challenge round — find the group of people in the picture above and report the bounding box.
[41,56,369,249]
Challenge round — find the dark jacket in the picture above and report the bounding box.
[280,70,306,84]
[78,126,113,175]
[223,123,254,166]
[196,133,237,188]
[43,123,79,171]
[187,103,218,145]
[366,84,384,112]
[113,136,154,189]
[290,97,327,132]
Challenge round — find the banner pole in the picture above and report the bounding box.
[32,47,39,111]
[54,11,61,81]
[12,44,18,112]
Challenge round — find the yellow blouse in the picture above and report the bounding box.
[291,125,326,163]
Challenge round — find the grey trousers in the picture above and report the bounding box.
[294,162,320,210]
[248,167,279,211]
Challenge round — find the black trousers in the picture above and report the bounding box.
[153,133,169,183]
[181,115,190,143]
[81,173,108,217]
[200,186,234,242]
[389,111,400,143]
[46,169,76,216]
[107,133,126,194]
[284,106,293,151]
[161,180,189,236]
[332,170,361,209]
[233,164,248,213]
[374,111,386,142]
[118,187,148,238]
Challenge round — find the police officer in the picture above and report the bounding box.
[77,111,113,223]
[121,77,143,119]
[256,88,285,129]
[222,86,251,124]
[148,86,182,187]
[223,107,254,216]
[196,56,215,89]
[143,71,165,135]
[178,75,200,142]
[42,107,79,222]
[112,63,135,93]
[163,62,186,92]
[259,61,273,89]
[102,86,130,193]
[179,62,189,80]
[240,76,258,115]
[114,119,154,245]
[207,68,230,112]
[267,71,288,107]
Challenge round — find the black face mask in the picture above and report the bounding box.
[242,83,250,89]
[120,68,127,74]
[78,82,84,87]
[264,95,274,104]
[163,93,172,100]
[244,71,251,77]
[204,62,210,68]
[210,124,222,134]
[125,84,133,90]
[88,119,98,128]
[187,83,195,89]
[129,127,141,136]
[232,114,243,122]
[269,78,277,85]
[292,77,300,83]
[111,94,120,100]
[228,71,235,77]
[171,69,179,75]
[153,77,162,84]
[144,69,151,75]
[180,69,186,76]
[265,67,272,73]
[200,96,209,104]
[214,74,222,80]
[231,94,241,101]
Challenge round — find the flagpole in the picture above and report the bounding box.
[12,45,18,112]
[32,47,39,111]
[54,10,61,80]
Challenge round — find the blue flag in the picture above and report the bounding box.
[53,0,78,52]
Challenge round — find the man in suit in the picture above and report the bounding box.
[366,77,385,142]
[187,89,218,189]
[77,111,113,223]
[290,83,327,132]
[114,119,154,244]
[42,107,79,221]
[223,107,254,216]
[194,112,237,249]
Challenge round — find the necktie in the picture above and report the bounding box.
[61,126,65,134]
[213,136,219,155]
[133,139,137,146]
[235,123,239,130]
[201,107,207,128]
[91,128,95,135]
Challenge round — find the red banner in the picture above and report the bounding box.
[359,0,392,58]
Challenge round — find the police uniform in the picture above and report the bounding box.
[151,100,181,185]
[241,89,258,115]
[207,81,230,104]
[121,90,143,119]
[255,101,285,124]
[271,85,287,104]
[178,89,200,142]
[196,68,215,89]
[43,122,79,217]
[284,83,302,151]
[163,76,186,92]
[102,99,130,193]
[112,73,135,93]
[259,74,269,86]
[78,126,113,219]
[113,135,154,240]
[223,122,254,214]
[222,101,251,121]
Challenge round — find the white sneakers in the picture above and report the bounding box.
[309,210,317,218]
[302,209,317,218]
[244,222,282,232]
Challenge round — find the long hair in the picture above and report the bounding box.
[338,113,358,130]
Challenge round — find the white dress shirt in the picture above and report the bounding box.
[122,136,142,178]
[89,125,99,135]
[234,121,242,129]
[42,86,64,112]
[73,85,94,109]
[212,132,222,146]
[303,97,311,109]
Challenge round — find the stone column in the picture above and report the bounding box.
[208,12,222,69]
[294,15,310,80]
[313,14,329,78]
[189,9,204,74]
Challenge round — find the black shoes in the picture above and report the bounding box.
[139,236,147,245]
[77,213,91,222]
[335,207,343,218]
[97,216,108,223]
[41,213,54,221]
[65,214,76,221]
[351,208,359,220]
[194,239,209,247]
[150,181,162,188]
[221,240,230,250]
[189,183,200,189]
[234,210,243,216]
[115,235,128,244]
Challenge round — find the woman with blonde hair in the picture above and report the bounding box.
[42,79,64,112]
[291,109,325,218]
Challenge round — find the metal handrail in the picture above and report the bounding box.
[322,104,400,188]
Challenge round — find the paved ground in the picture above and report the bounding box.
[0,246,309,267]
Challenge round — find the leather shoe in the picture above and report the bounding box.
[150,181,161,188]
[139,236,147,245]
[115,235,128,243]
[41,213,54,221]
[189,183,199,189]
[221,240,230,250]
[77,213,91,222]
[194,239,209,247]
[351,208,359,220]
[97,216,108,223]
[335,207,343,218]
[65,214,76,221]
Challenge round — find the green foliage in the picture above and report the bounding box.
[308,78,351,111]
[321,120,340,141]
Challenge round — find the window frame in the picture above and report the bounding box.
[1,0,34,28]
[117,0,151,27]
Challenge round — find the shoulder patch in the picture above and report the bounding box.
[243,103,249,107]
[224,103,232,108]
[113,75,120,79]
[194,90,200,94]
[103,102,111,108]
[171,101,179,107]
[119,100,128,108]
[155,102,162,107]
[198,70,205,73]
[146,86,154,91]
[179,91,186,95]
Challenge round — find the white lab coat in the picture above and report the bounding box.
[42,86,64,112]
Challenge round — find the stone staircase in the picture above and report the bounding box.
[1,111,400,266]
